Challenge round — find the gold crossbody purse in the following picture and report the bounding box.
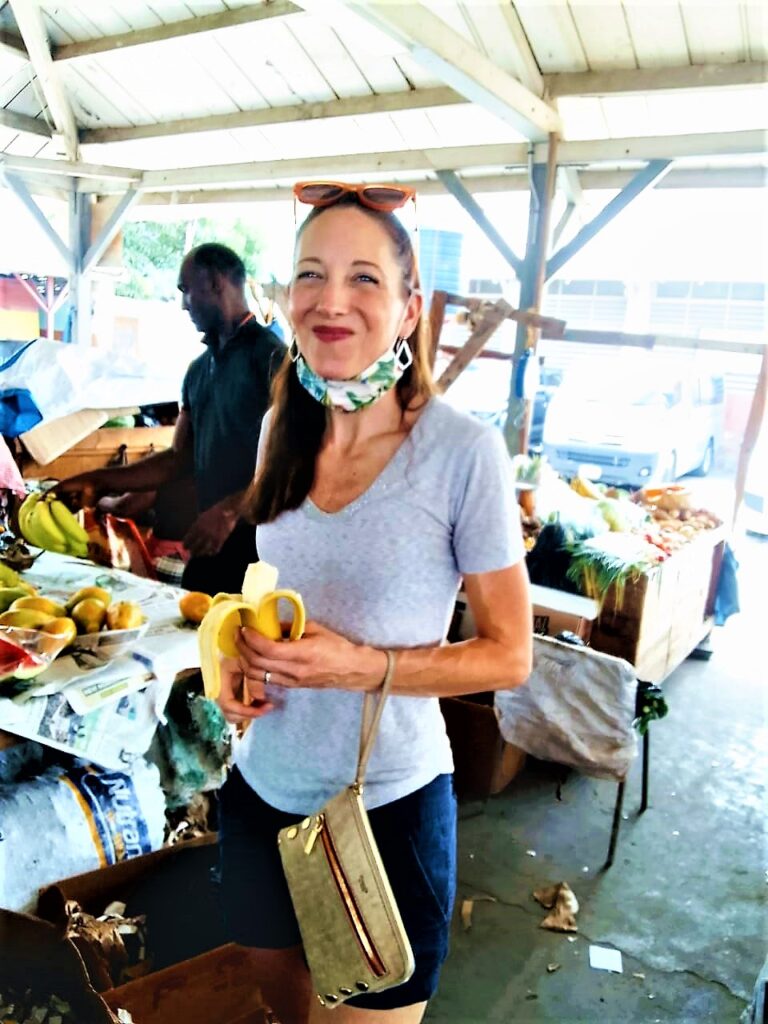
[277,651,415,1009]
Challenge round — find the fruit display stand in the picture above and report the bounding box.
[0,551,199,767]
[589,525,726,683]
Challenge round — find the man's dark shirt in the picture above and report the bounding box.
[181,318,285,512]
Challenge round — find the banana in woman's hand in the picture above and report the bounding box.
[18,492,89,558]
[198,561,305,700]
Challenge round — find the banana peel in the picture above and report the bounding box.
[198,561,305,700]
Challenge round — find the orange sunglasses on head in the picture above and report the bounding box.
[293,180,416,212]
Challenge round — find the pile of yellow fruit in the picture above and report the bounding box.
[0,584,146,654]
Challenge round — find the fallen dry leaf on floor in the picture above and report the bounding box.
[533,882,580,932]
[546,963,561,973]
[460,894,497,931]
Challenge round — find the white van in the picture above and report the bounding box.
[541,362,724,488]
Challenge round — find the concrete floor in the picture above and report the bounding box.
[427,528,766,1024]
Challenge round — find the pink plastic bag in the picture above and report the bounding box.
[0,435,25,496]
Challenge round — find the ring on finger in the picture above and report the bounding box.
[264,670,272,685]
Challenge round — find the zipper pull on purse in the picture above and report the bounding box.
[304,814,324,855]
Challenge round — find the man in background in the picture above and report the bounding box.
[60,243,285,594]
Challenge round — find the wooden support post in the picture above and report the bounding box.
[436,300,512,393]
[504,134,559,455]
[438,292,565,337]
[546,159,672,281]
[3,172,74,269]
[69,191,92,346]
[435,169,524,277]
[428,289,449,368]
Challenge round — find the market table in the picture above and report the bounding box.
[0,552,199,769]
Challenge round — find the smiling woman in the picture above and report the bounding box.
[215,185,532,1024]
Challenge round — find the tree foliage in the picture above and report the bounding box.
[116,217,266,300]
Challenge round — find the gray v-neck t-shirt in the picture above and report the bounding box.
[235,397,525,814]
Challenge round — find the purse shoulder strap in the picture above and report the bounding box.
[354,650,396,790]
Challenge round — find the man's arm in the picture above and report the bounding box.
[182,487,248,558]
[58,409,195,501]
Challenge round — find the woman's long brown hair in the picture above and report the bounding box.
[244,194,434,525]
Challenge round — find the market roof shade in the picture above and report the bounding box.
[0,1,765,188]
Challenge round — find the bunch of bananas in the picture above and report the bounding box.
[199,561,305,700]
[18,492,89,559]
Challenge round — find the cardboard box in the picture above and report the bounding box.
[36,835,270,1023]
[102,945,270,1024]
[441,694,526,798]
[451,586,598,645]
[531,584,599,642]
[37,835,224,988]
[0,909,117,1022]
[590,527,725,682]
[20,408,138,466]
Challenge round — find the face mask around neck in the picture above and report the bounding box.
[295,336,413,412]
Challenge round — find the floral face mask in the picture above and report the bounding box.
[294,337,414,413]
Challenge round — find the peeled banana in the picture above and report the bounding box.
[198,560,305,700]
[18,492,89,558]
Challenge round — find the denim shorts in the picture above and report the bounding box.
[219,768,457,1010]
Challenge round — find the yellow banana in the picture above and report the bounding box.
[571,474,603,501]
[17,492,38,540]
[0,565,22,590]
[18,493,49,549]
[198,561,305,700]
[30,499,68,553]
[48,498,89,556]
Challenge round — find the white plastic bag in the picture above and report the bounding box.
[1,338,184,428]
[0,757,165,911]
[495,636,638,782]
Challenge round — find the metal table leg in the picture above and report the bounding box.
[603,780,626,871]
[640,730,650,814]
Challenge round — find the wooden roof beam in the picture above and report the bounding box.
[139,129,766,190]
[0,108,51,137]
[8,0,78,160]
[0,153,141,181]
[0,29,28,60]
[80,86,463,145]
[52,1,301,62]
[325,0,561,142]
[134,166,766,205]
[547,61,768,97]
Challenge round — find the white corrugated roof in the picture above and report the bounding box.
[0,1,765,196]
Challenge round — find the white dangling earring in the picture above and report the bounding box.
[288,336,300,363]
[394,337,413,372]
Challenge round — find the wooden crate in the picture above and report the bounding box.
[589,527,725,683]
[23,426,174,479]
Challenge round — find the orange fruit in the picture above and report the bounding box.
[179,591,213,625]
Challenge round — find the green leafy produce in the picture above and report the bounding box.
[634,681,669,735]
[566,534,659,610]
[526,521,592,594]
